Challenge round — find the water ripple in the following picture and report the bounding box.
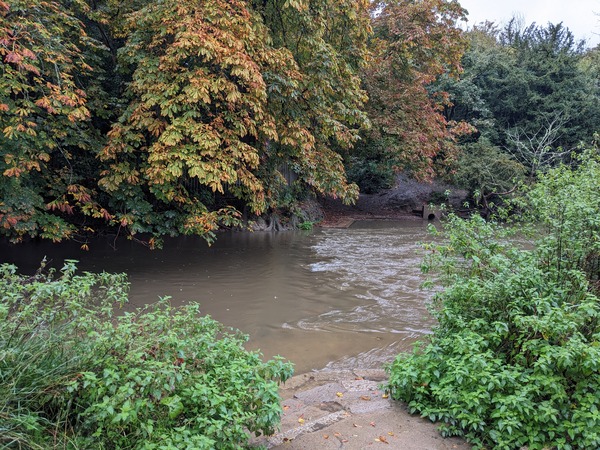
[286,222,436,336]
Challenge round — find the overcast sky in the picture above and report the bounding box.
[458,0,600,48]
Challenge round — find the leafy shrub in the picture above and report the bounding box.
[345,157,395,194]
[344,137,396,194]
[386,148,600,449]
[0,261,293,449]
[298,221,315,231]
[453,139,526,212]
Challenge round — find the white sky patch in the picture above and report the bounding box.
[457,0,600,48]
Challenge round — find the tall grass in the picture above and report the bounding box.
[0,261,121,449]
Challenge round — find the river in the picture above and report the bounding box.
[0,219,436,374]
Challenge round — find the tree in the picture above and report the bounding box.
[361,0,472,181]
[253,0,371,205]
[446,20,600,166]
[0,0,373,244]
[99,0,282,242]
[505,112,570,177]
[498,21,596,150]
[0,0,107,241]
[453,138,525,214]
[99,0,373,242]
[437,21,500,142]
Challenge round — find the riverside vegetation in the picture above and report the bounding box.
[3,0,597,244]
[5,149,600,449]
[2,0,600,447]
[0,261,293,449]
[386,146,600,449]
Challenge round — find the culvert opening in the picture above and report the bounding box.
[427,213,436,221]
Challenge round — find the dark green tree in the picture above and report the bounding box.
[444,20,600,173]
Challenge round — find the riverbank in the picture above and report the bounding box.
[318,195,421,228]
[317,173,468,228]
[252,369,471,449]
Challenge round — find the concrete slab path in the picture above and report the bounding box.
[251,370,471,450]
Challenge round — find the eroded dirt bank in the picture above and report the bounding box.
[318,174,467,228]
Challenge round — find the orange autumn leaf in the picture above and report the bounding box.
[375,435,389,444]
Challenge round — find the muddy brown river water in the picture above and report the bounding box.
[0,219,436,374]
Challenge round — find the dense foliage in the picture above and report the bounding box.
[443,20,600,205]
[0,0,475,244]
[452,139,526,215]
[386,146,600,449]
[0,0,374,244]
[0,0,105,241]
[0,261,293,449]
[357,0,473,182]
[2,0,598,241]
[447,21,599,153]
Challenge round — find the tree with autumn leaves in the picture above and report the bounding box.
[360,0,472,182]
[0,0,105,241]
[1,0,468,244]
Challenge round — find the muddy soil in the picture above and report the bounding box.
[318,174,467,227]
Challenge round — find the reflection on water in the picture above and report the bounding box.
[0,219,435,374]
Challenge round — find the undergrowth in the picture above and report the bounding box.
[386,147,600,449]
[0,261,293,449]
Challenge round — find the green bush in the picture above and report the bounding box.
[453,139,526,212]
[386,147,600,449]
[0,261,293,449]
[344,137,396,194]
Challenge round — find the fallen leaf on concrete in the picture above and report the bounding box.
[382,393,389,399]
[360,395,371,401]
[353,423,362,428]
[298,414,305,424]
[387,432,395,436]
[336,392,344,398]
[355,377,364,380]
[323,435,329,439]
[375,436,389,444]
[334,432,341,437]
[369,421,376,427]
[283,405,290,410]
